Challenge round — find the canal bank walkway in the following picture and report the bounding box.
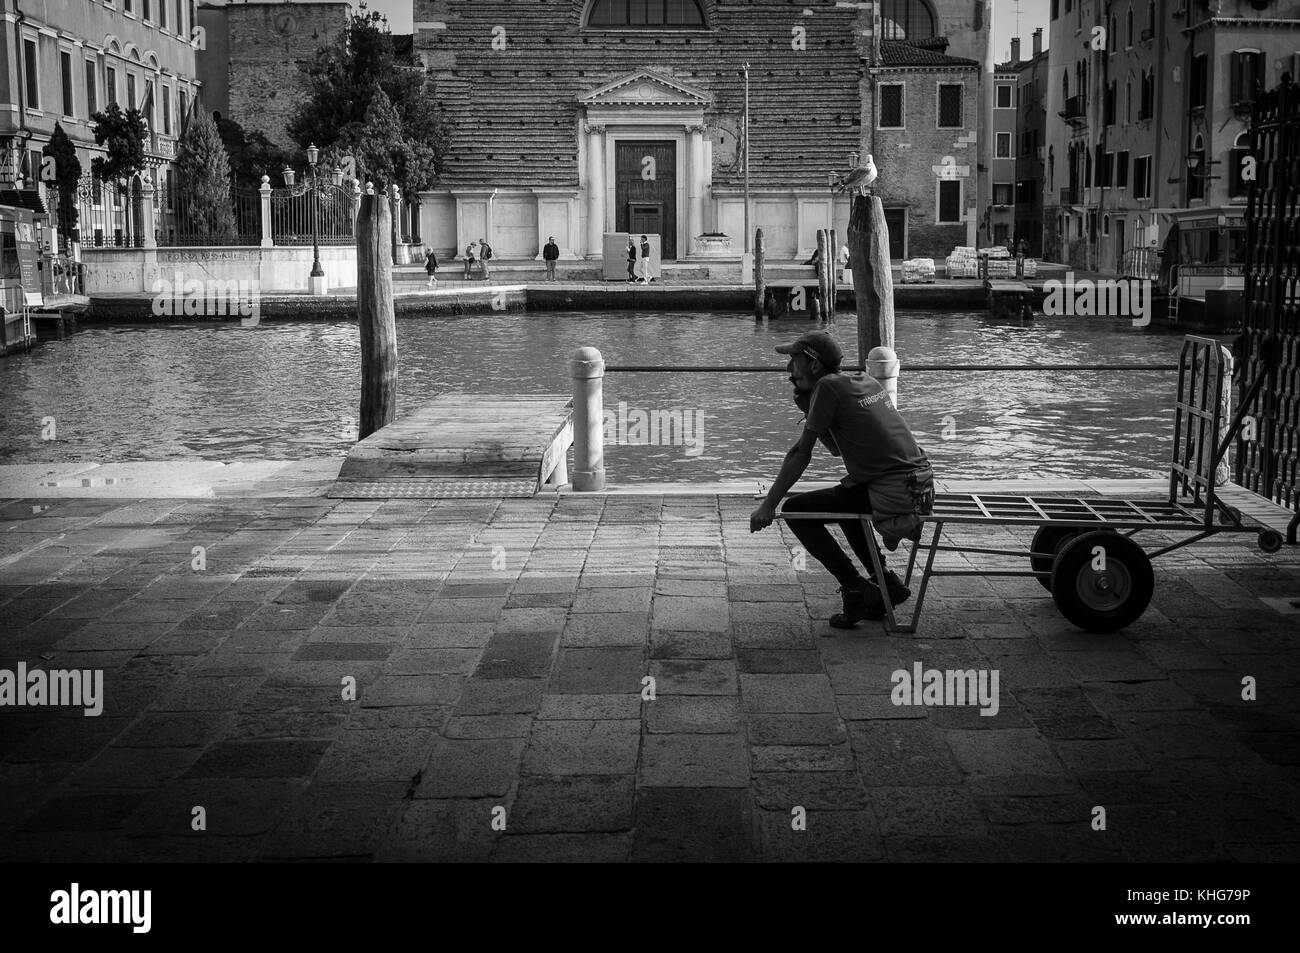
[2,470,1298,862]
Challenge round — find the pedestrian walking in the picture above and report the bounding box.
[837,243,850,285]
[639,234,654,283]
[424,246,439,288]
[463,240,479,279]
[479,238,493,279]
[626,238,637,283]
[543,236,560,281]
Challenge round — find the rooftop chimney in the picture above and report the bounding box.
[1010,37,1021,64]
[1033,28,1043,58]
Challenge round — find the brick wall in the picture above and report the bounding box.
[414,0,864,189]
[224,2,348,151]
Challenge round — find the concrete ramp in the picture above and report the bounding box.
[330,393,573,499]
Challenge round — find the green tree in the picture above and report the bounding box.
[175,107,237,241]
[90,103,148,244]
[41,123,83,248]
[214,113,292,185]
[287,3,445,194]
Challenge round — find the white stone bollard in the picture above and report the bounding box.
[569,346,606,491]
[867,345,899,406]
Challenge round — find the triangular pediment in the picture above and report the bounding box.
[581,70,710,107]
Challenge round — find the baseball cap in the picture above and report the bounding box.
[775,330,844,371]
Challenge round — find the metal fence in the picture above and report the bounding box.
[157,183,262,247]
[1119,246,1161,282]
[76,179,145,248]
[39,255,84,297]
[271,183,354,246]
[1237,80,1300,537]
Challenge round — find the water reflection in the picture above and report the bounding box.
[0,311,1193,481]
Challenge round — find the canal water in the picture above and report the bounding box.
[0,311,1193,483]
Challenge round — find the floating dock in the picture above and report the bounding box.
[330,393,574,499]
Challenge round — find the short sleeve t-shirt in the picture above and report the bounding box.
[803,372,929,486]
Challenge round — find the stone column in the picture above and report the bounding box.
[687,124,705,254]
[139,172,156,250]
[585,124,606,259]
[260,175,273,247]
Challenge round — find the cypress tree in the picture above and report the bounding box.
[175,107,237,241]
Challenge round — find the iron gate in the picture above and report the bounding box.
[1237,80,1300,541]
[270,183,354,246]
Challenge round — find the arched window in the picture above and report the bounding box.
[879,0,936,41]
[1229,131,1251,198]
[586,0,706,28]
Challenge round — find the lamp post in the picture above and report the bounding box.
[283,144,343,296]
[742,61,753,283]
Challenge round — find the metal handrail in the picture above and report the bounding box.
[604,363,1180,373]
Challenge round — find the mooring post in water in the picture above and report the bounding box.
[816,229,830,322]
[569,346,606,491]
[848,193,895,367]
[357,190,397,440]
[754,228,766,321]
[828,227,838,319]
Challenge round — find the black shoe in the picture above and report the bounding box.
[860,570,911,621]
[829,578,870,629]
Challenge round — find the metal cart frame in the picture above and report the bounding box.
[779,336,1287,633]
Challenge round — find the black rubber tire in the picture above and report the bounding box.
[1030,526,1080,591]
[1051,530,1154,633]
[1259,529,1284,554]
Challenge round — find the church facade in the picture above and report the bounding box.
[413,0,992,262]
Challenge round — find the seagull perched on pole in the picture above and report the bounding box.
[834,154,878,195]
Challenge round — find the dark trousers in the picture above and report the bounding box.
[546,261,556,280]
[782,482,884,586]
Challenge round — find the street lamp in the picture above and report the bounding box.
[306,143,323,280]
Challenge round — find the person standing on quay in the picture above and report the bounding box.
[639,234,654,283]
[626,238,638,282]
[464,240,479,280]
[424,246,439,288]
[543,236,560,281]
[479,237,494,279]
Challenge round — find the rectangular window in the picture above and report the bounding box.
[143,0,151,21]
[1231,51,1265,104]
[163,85,171,134]
[1116,150,1129,188]
[106,65,117,106]
[1051,0,1058,18]
[938,179,962,222]
[125,0,133,14]
[1104,81,1115,125]
[159,0,167,29]
[1140,72,1154,119]
[145,79,155,129]
[993,182,1013,206]
[1191,53,1208,109]
[1134,155,1152,199]
[995,132,1011,158]
[60,50,74,117]
[878,84,904,128]
[23,38,39,110]
[996,83,1013,108]
[127,74,137,111]
[85,59,98,117]
[179,89,188,130]
[937,84,962,128]
[1229,145,1250,197]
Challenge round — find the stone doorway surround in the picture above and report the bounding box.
[580,70,711,261]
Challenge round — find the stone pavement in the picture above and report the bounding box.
[1,493,1299,862]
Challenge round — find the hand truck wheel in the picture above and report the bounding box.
[1030,526,1079,591]
[1050,530,1154,633]
[1258,529,1284,554]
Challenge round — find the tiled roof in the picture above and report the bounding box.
[878,40,979,69]
[418,0,864,189]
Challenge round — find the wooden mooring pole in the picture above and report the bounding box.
[816,229,830,322]
[828,227,838,319]
[357,189,398,440]
[848,193,895,365]
[754,227,766,320]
